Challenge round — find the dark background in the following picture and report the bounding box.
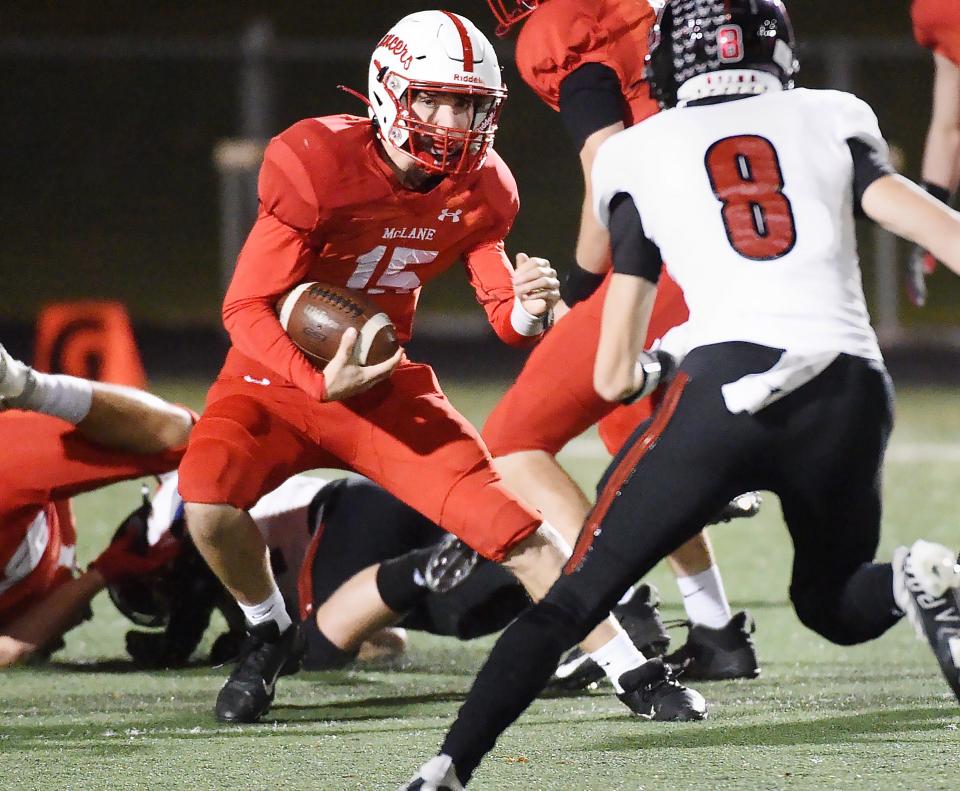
[0,2,955,377]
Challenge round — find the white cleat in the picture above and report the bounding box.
[399,754,465,791]
[893,540,960,702]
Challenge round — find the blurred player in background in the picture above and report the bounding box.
[908,0,960,305]
[404,0,960,787]
[482,0,760,684]
[0,345,192,667]
[178,10,703,725]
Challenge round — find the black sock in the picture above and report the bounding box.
[440,601,582,783]
[376,546,435,613]
[300,617,358,670]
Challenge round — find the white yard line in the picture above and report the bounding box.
[558,437,960,464]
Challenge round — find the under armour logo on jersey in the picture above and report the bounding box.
[243,375,271,387]
[438,208,462,223]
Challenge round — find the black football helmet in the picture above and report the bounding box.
[105,490,187,628]
[646,0,798,109]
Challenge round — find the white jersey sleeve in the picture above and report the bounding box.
[828,90,889,162]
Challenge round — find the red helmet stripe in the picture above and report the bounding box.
[441,10,475,72]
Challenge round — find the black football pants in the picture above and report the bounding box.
[442,343,901,781]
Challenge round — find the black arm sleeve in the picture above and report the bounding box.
[558,63,626,151]
[559,263,606,307]
[847,138,896,216]
[609,192,662,284]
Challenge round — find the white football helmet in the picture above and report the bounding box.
[368,10,507,175]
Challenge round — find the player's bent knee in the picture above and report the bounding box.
[441,468,540,563]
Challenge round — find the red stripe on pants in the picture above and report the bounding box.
[564,373,690,575]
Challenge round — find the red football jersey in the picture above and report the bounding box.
[515,0,659,125]
[912,0,960,66]
[221,115,531,399]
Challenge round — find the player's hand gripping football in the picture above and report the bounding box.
[513,252,560,318]
[322,327,403,402]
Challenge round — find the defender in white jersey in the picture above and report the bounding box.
[403,2,960,788]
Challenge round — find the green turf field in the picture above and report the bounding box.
[3,380,959,791]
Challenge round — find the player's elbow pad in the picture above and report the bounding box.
[621,349,676,405]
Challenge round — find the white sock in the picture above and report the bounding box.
[677,565,732,628]
[238,586,292,633]
[10,371,94,425]
[588,628,646,693]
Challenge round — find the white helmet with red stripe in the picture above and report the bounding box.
[368,10,507,174]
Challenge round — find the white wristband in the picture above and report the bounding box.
[510,297,545,337]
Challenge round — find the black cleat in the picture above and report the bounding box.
[399,755,464,791]
[616,658,707,721]
[893,540,960,701]
[708,491,762,525]
[214,621,305,723]
[424,535,479,594]
[550,584,669,690]
[664,611,761,681]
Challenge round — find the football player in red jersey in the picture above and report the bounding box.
[178,10,705,725]
[481,0,760,683]
[907,0,960,306]
[0,345,193,666]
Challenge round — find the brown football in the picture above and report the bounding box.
[276,283,399,368]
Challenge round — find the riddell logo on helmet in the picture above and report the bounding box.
[453,73,484,84]
[378,34,413,70]
[717,25,744,64]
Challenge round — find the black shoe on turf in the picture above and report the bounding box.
[550,584,670,690]
[214,621,305,723]
[707,491,762,525]
[893,540,960,701]
[616,658,707,721]
[664,611,761,681]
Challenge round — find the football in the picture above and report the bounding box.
[276,282,399,368]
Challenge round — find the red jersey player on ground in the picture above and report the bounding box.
[482,0,760,683]
[907,0,960,306]
[178,10,705,726]
[0,345,193,666]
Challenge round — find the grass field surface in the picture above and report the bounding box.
[2,380,958,790]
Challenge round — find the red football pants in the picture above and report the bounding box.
[483,271,688,457]
[178,359,541,562]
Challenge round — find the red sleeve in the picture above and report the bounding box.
[912,0,960,66]
[463,157,541,347]
[515,0,657,123]
[221,136,328,400]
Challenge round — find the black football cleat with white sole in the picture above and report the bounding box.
[617,658,707,721]
[893,540,960,701]
[214,621,305,723]
[399,754,465,791]
[550,584,670,690]
[664,611,761,681]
